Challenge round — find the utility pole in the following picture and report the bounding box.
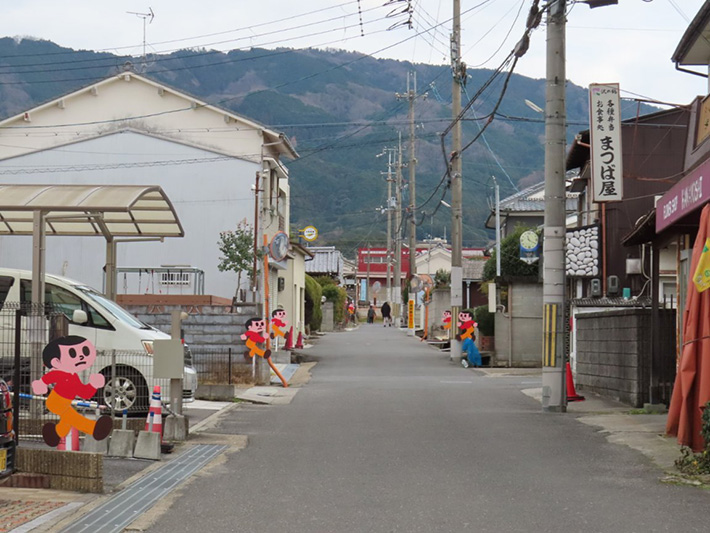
[541,0,567,412]
[366,241,371,304]
[394,134,404,326]
[397,72,420,335]
[493,176,501,277]
[450,0,463,361]
[380,148,395,303]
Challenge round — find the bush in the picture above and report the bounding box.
[434,269,451,288]
[483,226,540,281]
[316,276,347,324]
[474,305,495,336]
[304,275,322,332]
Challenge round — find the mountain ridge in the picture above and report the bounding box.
[0,38,655,255]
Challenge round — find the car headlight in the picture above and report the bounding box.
[142,340,155,355]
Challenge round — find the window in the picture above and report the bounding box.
[0,276,14,310]
[46,284,83,319]
[20,280,113,329]
[160,272,190,286]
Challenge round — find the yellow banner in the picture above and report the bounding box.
[693,238,710,293]
[408,299,415,329]
[543,303,558,367]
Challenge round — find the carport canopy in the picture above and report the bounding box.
[0,184,184,304]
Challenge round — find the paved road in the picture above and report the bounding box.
[148,326,709,532]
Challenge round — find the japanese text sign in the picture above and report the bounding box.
[590,83,623,202]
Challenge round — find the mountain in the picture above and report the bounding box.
[0,38,656,256]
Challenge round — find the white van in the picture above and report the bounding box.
[0,268,197,414]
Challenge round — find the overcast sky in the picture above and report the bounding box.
[1,1,708,106]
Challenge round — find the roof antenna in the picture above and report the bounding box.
[127,7,155,73]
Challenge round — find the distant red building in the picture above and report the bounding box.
[356,242,486,305]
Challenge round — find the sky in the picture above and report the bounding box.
[0,0,708,107]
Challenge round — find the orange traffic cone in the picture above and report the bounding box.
[284,327,293,350]
[145,385,163,436]
[566,362,585,402]
[58,426,80,451]
[295,331,304,349]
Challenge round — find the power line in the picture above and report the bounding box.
[0,1,359,60]
[0,6,390,77]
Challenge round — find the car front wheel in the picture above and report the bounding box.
[97,367,148,415]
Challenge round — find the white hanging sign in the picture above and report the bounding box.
[589,83,623,202]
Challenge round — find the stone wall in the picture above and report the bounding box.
[575,308,675,407]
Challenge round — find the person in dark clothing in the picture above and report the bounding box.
[381,301,392,327]
[367,304,376,324]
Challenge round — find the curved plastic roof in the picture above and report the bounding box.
[0,184,184,237]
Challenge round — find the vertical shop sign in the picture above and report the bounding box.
[590,83,623,202]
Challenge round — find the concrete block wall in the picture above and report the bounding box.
[575,309,651,407]
[494,283,543,367]
[125,303,258,352]
[17,448,103,493]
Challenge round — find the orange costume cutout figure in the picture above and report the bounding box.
[442,310,452,330]
[457,310,477,342]
[31,335,113,447]
[241,318,272,359]
[241,317,289,388]
[270,309,288,340]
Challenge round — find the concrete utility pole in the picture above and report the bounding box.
[493,176,501,277]
[394,135,404,326]
[449,0,463,362]
[380,148,395,303]
[397,72,419,335]
[541,0,567,412]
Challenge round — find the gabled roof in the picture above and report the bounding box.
[463,258,486,281]
[0,71,298,160]
[485,181,578,228]
[305,246,344,277]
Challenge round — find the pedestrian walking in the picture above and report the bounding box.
[381,301,392,327]
[367,304,376,324]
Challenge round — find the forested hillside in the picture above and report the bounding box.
[0,37,655,253]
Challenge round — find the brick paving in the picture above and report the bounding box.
[0,499,65,532]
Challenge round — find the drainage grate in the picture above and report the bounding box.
[61,444,227,533]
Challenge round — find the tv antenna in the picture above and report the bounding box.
[127,7,154,72]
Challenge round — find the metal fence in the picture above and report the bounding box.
[191,347,254,386]
[0,304,195,444]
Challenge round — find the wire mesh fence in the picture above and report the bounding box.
[190,347,254,386]
[0,304,197,444]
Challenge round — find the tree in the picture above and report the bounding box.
[217,222,258,301]
[482,226,540,281]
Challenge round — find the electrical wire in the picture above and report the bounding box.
[0,1,360,60]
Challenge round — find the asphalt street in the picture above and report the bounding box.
[146,326,710,533]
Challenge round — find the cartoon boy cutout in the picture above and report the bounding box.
[31,335,113,447]
[457,310,477,342]
[442,310,452,330]
[270,309,288,340]
[241,317,272,359]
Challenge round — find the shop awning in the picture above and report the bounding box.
[655,158,710,233]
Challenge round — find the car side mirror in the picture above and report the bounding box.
[72,309,88,324]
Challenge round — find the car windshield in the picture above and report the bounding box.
[75,286,151,330]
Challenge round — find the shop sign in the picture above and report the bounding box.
[656,159,710,232]
[590,83,623,202]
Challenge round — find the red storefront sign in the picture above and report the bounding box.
[656,159,710,232]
